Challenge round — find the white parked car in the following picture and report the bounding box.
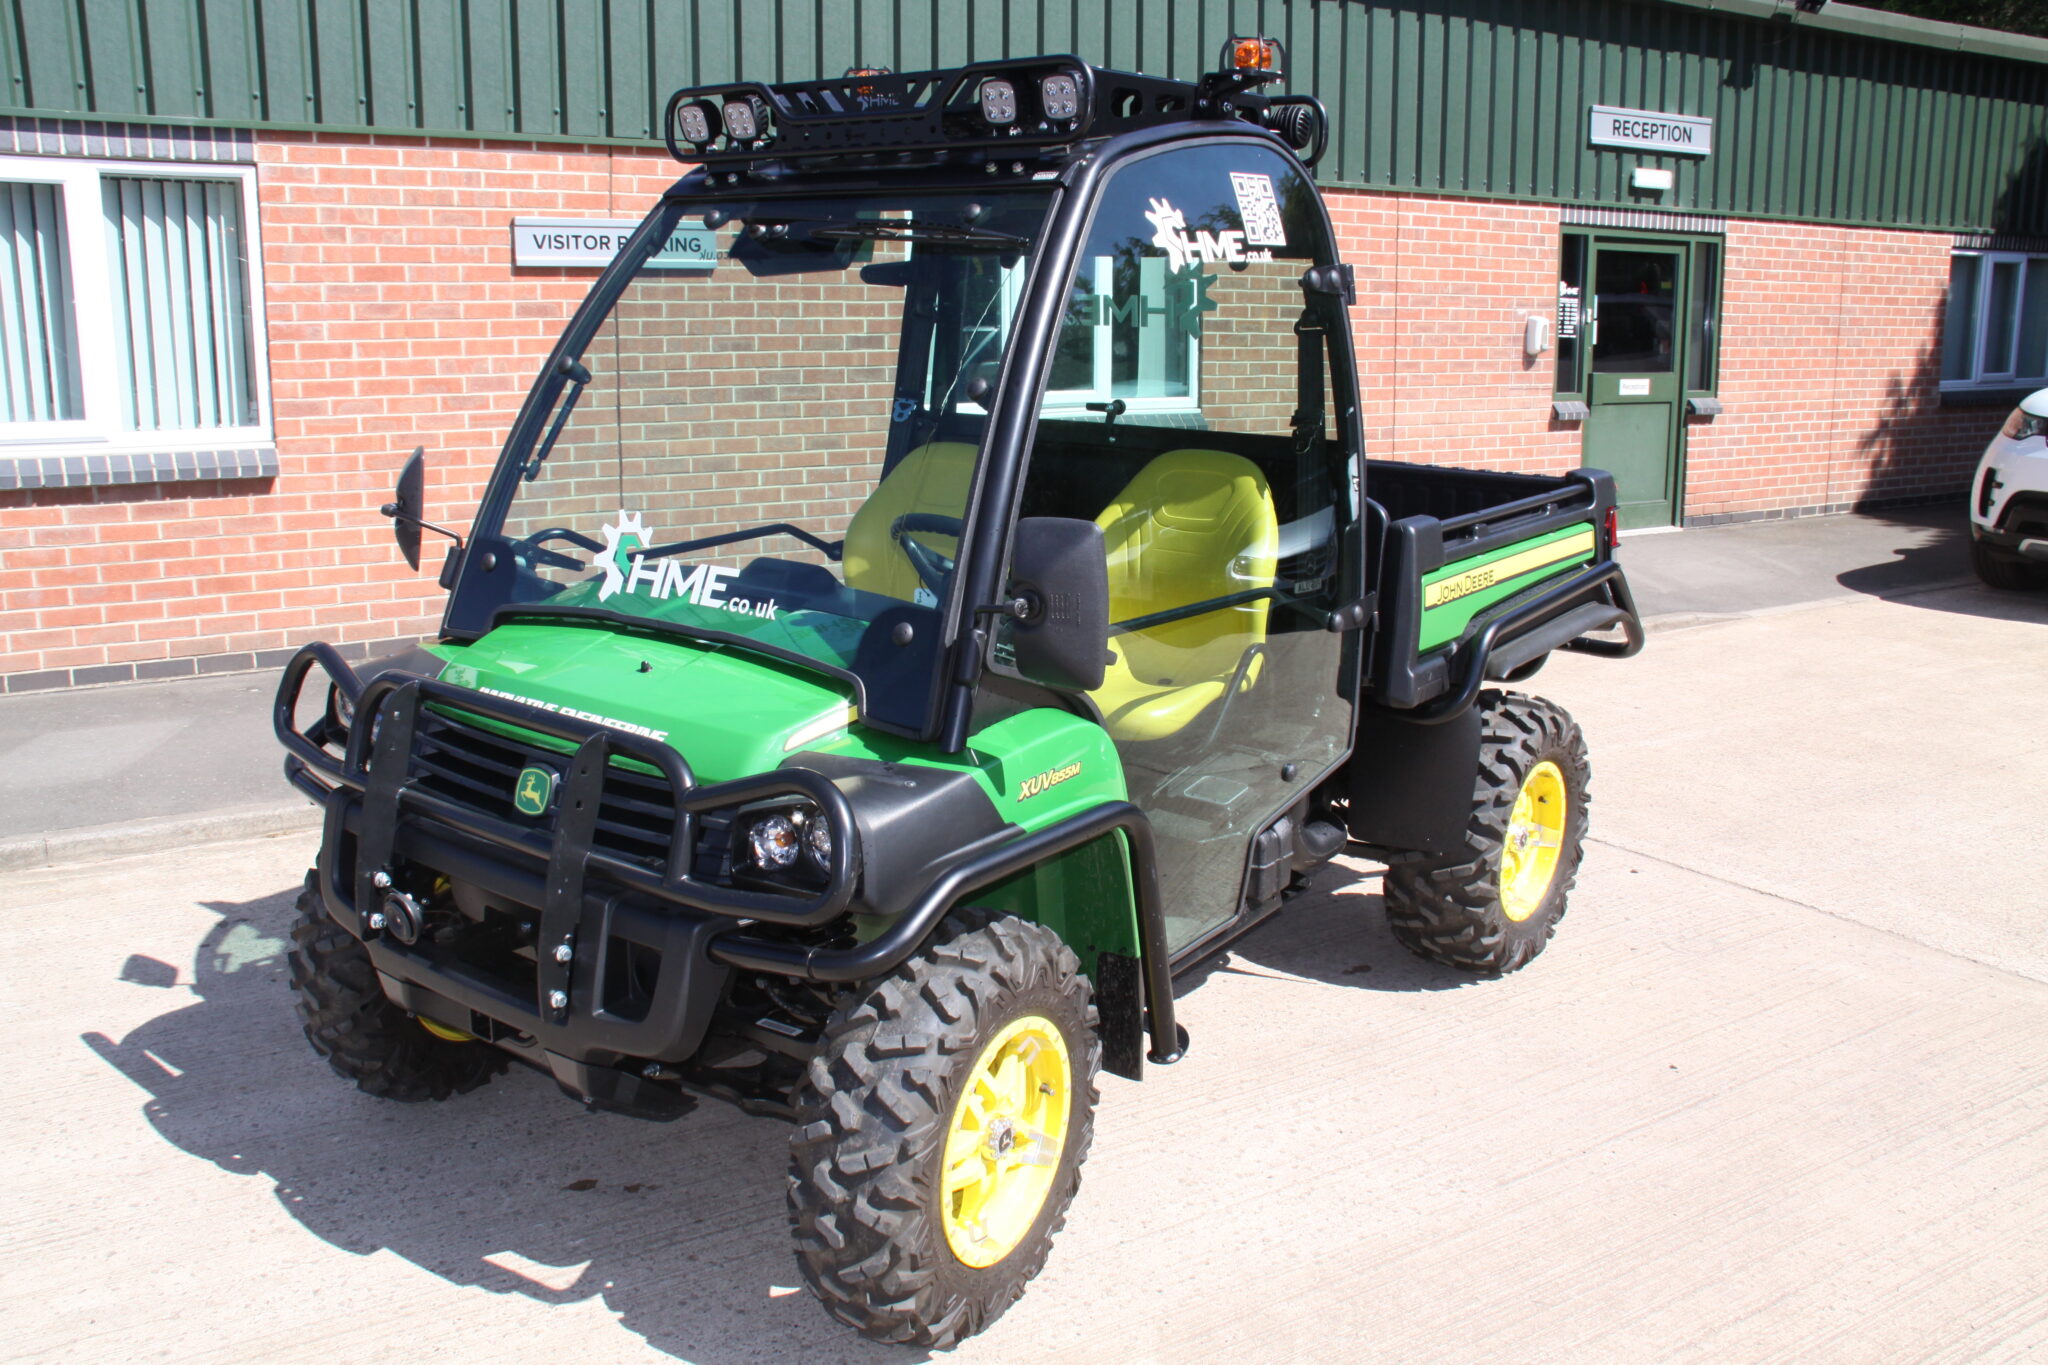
[1970,387,2048,590]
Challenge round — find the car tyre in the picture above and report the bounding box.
[287,872,507,1101]
[1970,537,2048,590]
[788,908,1100,1348]
[1382,690,1589,975]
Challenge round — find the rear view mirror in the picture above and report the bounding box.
[384,447,426,570]
[1005,517,1111,693]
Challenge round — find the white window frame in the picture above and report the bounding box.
[961,255,1203,419]
[1041,255,1201,417]
[1943,248,2048,391]
[0,153,271,454]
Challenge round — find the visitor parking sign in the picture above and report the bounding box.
[510,217,717,269]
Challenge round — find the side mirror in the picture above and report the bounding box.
[383,447,426,571]
[1004,517,1110,693]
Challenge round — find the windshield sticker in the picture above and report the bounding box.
[1229,173,1288,246]
[597,511,651,600]
[594,511,780,620]
[1144,196,1273,270]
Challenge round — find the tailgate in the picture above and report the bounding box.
[1368,468,1640,711]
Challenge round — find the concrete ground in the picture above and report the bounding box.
[7,568,2045,1363]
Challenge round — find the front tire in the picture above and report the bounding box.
[1971,537,2048,590]
[1382,691,1590,975]
[286,872,507,1101]
[788,909,1100,1348]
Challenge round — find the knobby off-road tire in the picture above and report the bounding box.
[286,872,506,1101]
[1382,690,1590,976]
[1970,537,2048,590]
[788,909,1101,1348]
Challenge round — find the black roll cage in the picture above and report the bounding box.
[436,103,1343,756]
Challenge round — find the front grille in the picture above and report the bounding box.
[412,708,682,866]
[1999,491,2048,539]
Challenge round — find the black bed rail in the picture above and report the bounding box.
[1405,562,1644,725]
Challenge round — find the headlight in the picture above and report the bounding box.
[2000,407,2048,441]
[323,682,354,745]
[805,811,833,872]
[746,811,802,870]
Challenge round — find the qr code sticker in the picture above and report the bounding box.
[1230,172,1287,246]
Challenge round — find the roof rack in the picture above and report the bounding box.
[662,45,1326,173]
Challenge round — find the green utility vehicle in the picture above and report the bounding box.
[275,42,1641,1348]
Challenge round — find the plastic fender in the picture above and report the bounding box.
[965,710,1140,977]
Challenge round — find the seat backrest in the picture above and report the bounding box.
[1094,448,1279,687]
[841,441,978,602]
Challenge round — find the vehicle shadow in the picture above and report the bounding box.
[1835,509,2048,623]
[81,883,918,1365]
[1172,857,1476,997]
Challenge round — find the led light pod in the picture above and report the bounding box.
[979,78,1018,125]
[1040,73,1080,121]
[721,96,765,141]
[676,100,715,145]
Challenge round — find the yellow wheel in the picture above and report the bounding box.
[1383,691,1589,975]
[1498,760,1567,923]
[789,909,1100,1349]
[941,1015,1073,1268]
[416,1015,475,1043]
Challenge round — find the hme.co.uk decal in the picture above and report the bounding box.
[595,512,780,619]
[1144,193,1276,272]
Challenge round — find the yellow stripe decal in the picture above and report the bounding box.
[1423,528,1597,610]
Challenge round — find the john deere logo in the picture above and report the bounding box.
[513,765,556,817]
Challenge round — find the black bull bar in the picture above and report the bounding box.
[274,643,1184,1089]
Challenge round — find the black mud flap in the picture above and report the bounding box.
[1346,701,1484,857]
[1094,950,1145,1081]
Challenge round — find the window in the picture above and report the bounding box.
[1555,233,1587,396]
[1944,249,2048,390]
[0,155,268,461]
[961,252,1200,418]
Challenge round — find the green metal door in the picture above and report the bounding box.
[1582,243,1687,529]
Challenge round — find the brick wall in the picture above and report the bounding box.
[1682,219,1997,520]
[0,147,2007,692]
[1323,188,1999,520]
[0,131,677,690]
[1327,193,1582,476]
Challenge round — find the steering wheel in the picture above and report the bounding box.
[507,526,605,572]
[890,513,963,596]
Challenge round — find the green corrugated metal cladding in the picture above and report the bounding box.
[2,0,2043,233]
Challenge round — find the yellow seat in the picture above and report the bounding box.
[841,441,978,602]
[1090,449,1279,743]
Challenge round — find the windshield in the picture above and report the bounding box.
[459,189,1051,734]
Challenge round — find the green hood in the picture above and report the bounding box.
[431,620,856,783]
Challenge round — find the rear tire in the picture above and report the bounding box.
[1971,537,2048,590]
[1382,691,1589,975]
[788,909,1100,1348]
[287,872,506,1101]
